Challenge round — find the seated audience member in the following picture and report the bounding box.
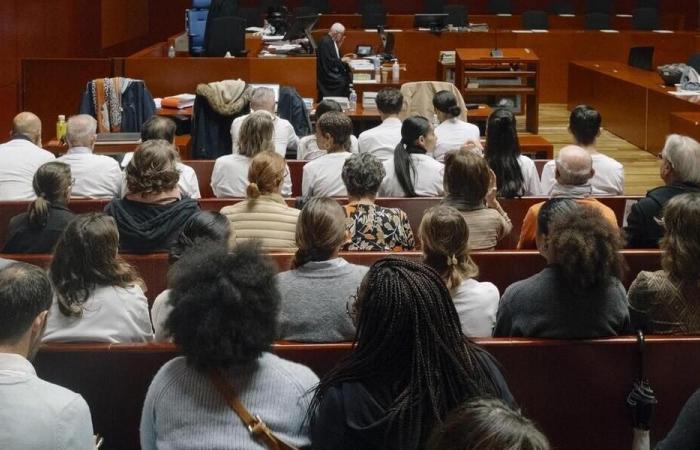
[277,197,367,342]
[358,88,403,160]
[302,111,354,197]
[298,99,359,160]
[309,257,514,450]
[432,90,480,162]
[517,145,618,249]
[494,200,629,338]
[341,153,415,251]
[220,151,299,251]
[427,398,550,450]
[57,114,122,198]
[121,116,201,199]
[420,205,499,337]
[379,115,444,197]
[211,111,292,197]
[625,134,700,248]
[43,213,153,343]
[151,211,231,342]
[230,86,298,156]
[0,263,94,449]
[3,162,75,254]
[443,150,512,250]
[140,242,318,450]
[629,193,700,334]
[105,140,200,253]
[0,112,55,200]
[484,108,540,196]
[540,105,624,195]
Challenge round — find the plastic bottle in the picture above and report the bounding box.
[375,67,381,83]
[167,45,176,58]
[392,59,400,83]
[56,115,67,143]
[348,88,357,112]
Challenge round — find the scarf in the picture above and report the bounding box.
[91,78,134,133]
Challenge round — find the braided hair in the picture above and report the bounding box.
[308,256,504,449]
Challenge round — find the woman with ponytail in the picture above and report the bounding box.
[420,205,499,337]
[432,90,481,162]
[276,197,367,342]
[220,151,299,250]
[378,115,444,197]
[3,161,75,253]
[484,108,540,197]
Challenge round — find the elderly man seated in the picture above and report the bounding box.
[517,145,619,249]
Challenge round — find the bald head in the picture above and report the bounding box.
[66,114,97,149]
[555,145,594,186]
[12,112,42,146]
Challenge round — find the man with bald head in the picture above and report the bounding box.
[56,114,122,198]
[0,112,55,200]
[517,145,619,249]
[316,22,352,99]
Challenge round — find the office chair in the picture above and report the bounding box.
[237,7,263,28]
[423,0,445,14]
[488,0,513,14]
[585,12,612,30]
[586,0,614,14]
[551,1,575,15]
[522,10,549,29]
[187,9,209,56]
[204,16,248,57]
[632,7,659,31]
[628,46,654,71]
[361,4,387,28]
[444,4,468,27]
[687,53,700,73]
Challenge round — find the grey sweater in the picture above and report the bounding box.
[493,266,630,339]
[276,258,368,342]
[140,353,319,450]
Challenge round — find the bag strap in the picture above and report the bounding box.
[208,369,298,450]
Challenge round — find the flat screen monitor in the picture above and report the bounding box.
[413,13,449,30]
[284,14,320,41]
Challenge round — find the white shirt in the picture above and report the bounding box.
[0,138,55,200]
[0,353,94,450]
[302,152,353,197]
[231,112,299,157]
[152,289,173,342]
[211,153,292,197]
[518,155,541,196]
[120,152,201,199]
[451,279,499,337]
[57,147,122,198]
[297,134,359,160]
[379,153,445,197]
[43,284,154,343]
[540,152,624,195]
[357,117,402,161]
[433,118,481,162]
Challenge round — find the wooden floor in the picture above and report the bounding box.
[532,104,661,196]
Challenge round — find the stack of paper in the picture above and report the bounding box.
[161,94,195,109]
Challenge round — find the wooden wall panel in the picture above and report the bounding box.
[101,0,149,49]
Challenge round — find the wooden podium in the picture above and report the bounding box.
[455,48,540,133]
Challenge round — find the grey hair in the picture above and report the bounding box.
[663,134,700,185]
[250,87,276,112]
[342,153,386,198]
[66,114,97,148]
[555,146,593,186]
[330,23,345,35]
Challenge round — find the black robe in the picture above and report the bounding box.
[316,34,351,100]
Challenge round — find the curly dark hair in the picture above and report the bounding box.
[125,139,180,195]
[546,205,624,295]
[165,240,280,370]
[168,211,231,264]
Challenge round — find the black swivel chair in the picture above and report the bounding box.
[361,4,387,28]
[586,0,614,14]
[628,46,655,71]
[585,12,612,30]
[423,0,444,13]
[687,53,700,73]
[632,7,659,30]
[488,0,512,14]
[204,16,248,56]
[522,10,549,29]
[237,7,263,28]
[551,1,575,15]
[444,4,468,27]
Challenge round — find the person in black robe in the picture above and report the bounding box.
[316,23,352,100]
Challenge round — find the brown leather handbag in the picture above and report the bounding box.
[209,369,300,450]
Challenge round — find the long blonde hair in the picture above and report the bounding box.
[246,151,286,199]
[419,205,478,289]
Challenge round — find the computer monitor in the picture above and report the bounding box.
[284,14,320,41]
[414,13,449,30]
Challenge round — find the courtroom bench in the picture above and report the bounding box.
[35,336,700,450]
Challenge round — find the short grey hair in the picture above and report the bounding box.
[663,134,700,185]
[342,153,386,197]
[250,87,276,113]
[555,145,593,186]
[330,23,345,36]
[65,114,97,148]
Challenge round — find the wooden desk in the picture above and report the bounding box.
[46,135,192,159]
[670,111,700,143]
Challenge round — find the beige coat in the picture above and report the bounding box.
[399,81,467,121]
[220,194,299,251]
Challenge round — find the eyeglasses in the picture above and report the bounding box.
[657,152,674,168]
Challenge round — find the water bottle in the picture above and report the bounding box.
[349,88,357,112]
[167,45,176,58]
[392,59,400,82]
[56,115,67,143]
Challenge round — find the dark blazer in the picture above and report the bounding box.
[316,34,351,100]
[2,204,75,254]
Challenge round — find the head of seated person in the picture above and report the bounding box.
[393,115,437,197]
[659,193,700,283]
[554,145,595,189]
[427,398,550,450]
[315,99,343,122]
[315,111,353,154]
[485,108,525,198]
[247,151,286,199]
[376,88,403,120]
[238,110,275,157]
[342,152,385,202]
[249,86,276,115]
[569,104,601,149]
[433,90,462,123]
[444,149,489,210]
[292,197,347,269]
[141,116,177,145]
[28,161,73,228]
[11,111,42,147]
[65,114,97,151]
[169,211,231,265]
[125,140,181,203]
[659,134,700,187]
